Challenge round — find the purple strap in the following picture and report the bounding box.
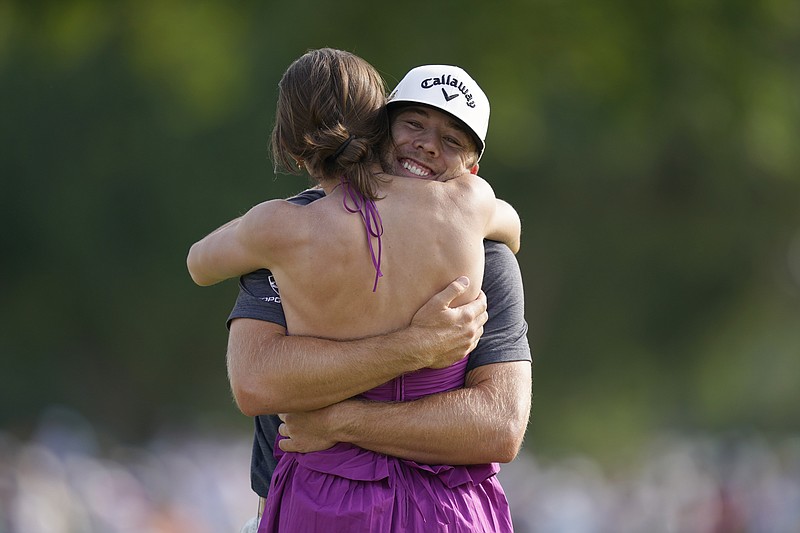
[340,177,383,292]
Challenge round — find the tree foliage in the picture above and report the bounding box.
[2,0,798,459]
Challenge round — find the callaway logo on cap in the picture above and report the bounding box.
[387,65,490,160]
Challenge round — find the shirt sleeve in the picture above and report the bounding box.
[466,240,532,372]
[225,188,325,330]
[226,269,286,329]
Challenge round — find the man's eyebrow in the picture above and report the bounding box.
[447,120,469,136]
[401,106,470,140]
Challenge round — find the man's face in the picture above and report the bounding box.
[382,105,478,182]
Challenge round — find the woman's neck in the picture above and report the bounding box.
[317,162,386,195]
[319,179,340,195]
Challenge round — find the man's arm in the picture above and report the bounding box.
[228,277,488,415]
[279,360,531,464]
[277,241,532,464]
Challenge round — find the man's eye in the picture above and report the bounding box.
[444,136,462,147]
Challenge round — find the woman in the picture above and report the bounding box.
[187,48,519,532]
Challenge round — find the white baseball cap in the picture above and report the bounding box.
[387,65,490,160]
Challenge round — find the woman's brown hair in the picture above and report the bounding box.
[270,48,390,200]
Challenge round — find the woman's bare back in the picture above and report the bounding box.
[266,175,493,340]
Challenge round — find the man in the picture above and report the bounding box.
[227,64,532,525]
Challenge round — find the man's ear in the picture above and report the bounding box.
[470,163,480,175]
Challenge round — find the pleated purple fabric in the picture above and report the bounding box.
[258,357,513,532]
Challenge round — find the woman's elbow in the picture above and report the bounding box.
[510,218,521,254]
[186,245,216,286]
[186,245,203,284]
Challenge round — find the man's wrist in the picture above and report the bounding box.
[383,326,433,371]
[323,399,362,445]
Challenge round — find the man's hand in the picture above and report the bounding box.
[408,277,488,369]
[277,409,339,453]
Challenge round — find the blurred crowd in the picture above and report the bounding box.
[1,408,799,532]
[0,408,254,533]
[501,435,800,532]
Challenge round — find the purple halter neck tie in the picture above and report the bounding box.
[340,177,384,292]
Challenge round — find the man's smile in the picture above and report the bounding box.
[399,158,434,178]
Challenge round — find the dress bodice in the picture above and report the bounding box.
[360,356,469,402]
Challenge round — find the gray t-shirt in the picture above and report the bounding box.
[226,188,531,498]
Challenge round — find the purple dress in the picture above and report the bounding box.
[257,357,513,532]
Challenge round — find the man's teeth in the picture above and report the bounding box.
[402,160,430,177]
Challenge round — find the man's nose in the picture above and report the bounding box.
[413,131,440,157]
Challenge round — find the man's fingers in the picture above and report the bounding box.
[278,423,289,437]
[475,291,488,321]
[458,289,488,323]
[278,437,295,452]
[434,276,471,308]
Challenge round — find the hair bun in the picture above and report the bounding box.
[330,135,356,162]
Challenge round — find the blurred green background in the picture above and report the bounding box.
[2,0,799,471]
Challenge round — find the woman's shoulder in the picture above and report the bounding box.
[378,174,495,213]
[245,197,300,224]
[436,173,497,217]
[449,172,493,194]
[238,198,315,250]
